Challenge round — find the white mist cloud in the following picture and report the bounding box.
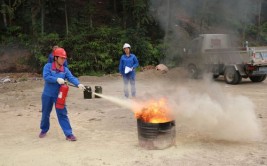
[98,73,263,142]
[165,76,263,142]
[135,73,262,142]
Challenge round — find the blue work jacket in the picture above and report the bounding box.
[42,62,80,97]
[119,53,139,77]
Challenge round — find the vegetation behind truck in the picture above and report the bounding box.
[183,34,267,84]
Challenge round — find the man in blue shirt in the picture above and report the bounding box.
[39,47,85,141]
[48,45,68,67]
[119,43,139,98]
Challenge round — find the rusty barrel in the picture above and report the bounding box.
[137,119,176,150]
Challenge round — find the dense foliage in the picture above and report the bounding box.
[1,0,267,75]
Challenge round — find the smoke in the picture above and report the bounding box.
[172,92,262,141]
[167,77,262,142]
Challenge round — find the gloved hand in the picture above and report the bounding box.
[78,84,86,90]
[57,78,65,84]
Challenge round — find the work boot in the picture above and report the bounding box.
[39,131,47,138]
[66,135,77,141]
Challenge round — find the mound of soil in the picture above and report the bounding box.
[0,46,31,72]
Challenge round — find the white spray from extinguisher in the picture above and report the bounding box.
[68,83,125,106]
[92,92,142,110]
[70,83,142,111]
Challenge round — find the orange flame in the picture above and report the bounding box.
[134,98,173,123]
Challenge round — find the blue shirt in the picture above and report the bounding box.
[42,62,80,97]
[48,53,68,67]
[119,53,139,77]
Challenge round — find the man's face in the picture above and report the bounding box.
[56,57,66,66]
[124,47,130,55]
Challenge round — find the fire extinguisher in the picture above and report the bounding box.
[56,82,69,109]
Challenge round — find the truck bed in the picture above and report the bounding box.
[202,49,250,65]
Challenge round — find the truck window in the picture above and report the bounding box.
[211,39,221,48]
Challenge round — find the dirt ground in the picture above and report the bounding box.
[0,68,266,166]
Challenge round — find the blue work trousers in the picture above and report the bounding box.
[123,75,136,98]
[40,94,73,136]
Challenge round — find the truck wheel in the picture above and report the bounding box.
[261,75,267,82]
[224,67,241,84]
[187,65,198,79]
[237,75,242,84]
[249,75,266,82]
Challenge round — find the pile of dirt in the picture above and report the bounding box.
[0,46,32,72]
[137,67,188,81]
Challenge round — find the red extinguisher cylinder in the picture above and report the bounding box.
[56,84,69,109]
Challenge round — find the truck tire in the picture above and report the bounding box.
[224,67,241,84]
[261,75,267,82]
[249,75,266,82]
[187,65,199,79]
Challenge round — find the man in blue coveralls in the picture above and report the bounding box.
[39,47,85,141]
[119,43,139,98]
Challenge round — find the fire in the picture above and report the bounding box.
[134,98,173,123]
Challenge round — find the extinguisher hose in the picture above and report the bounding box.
[64,81,78,88]
[64,81,86,91]
[68,83,77,88]
[65,81,86,91]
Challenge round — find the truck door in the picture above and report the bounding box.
[188,38,202,57]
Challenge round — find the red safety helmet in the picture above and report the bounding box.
[53,47,67,58]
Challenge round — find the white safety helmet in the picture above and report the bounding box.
[123,43,131,49]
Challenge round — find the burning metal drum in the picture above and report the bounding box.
[137,119,176,150]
